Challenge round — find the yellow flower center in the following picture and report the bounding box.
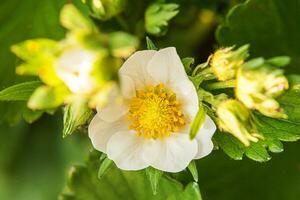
[128,83,186,139]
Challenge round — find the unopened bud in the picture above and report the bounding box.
[210,45,249,81]
[217,100,263,146]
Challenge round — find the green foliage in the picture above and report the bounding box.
[145,3,179,36]
[63,98,94,138]
[197,142,300,200]
[59,151,202,200]
[0,81,41,101]
[0,0,65,123]
[216,0,300,73]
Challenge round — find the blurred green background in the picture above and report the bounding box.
[0,0,299,199]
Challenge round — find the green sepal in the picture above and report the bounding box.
[182,57,194,75]
[63,98,94,138]
[187,161,198,182]
[145,167,163,195]
[98,157,113,179]
[266,56,290,67]
[189,104,206,139]
[146,36,158,50]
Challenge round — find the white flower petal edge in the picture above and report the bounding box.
[119,50,156,91]
[88,47,217,172]
[194,115,217,159]
[106,131,156,170]
[150,134,198,173]
[88,114,128,153]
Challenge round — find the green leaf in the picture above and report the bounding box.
[60,4,94,32]
[189,104,206,139]
[244,141,271,162]
[0,0,65,123]
[213,131,245,160]
[216,0,300,72]
[145,167,163,195]
[108,31,139,58]
[63,98,94,138]
[145,3,179,36]
[187,161,198,182]
[197,142,300,200]
[28,85,69,110]
[0,81,41,101]
[146,37,158,50]
[60,150,202,200]
[98,157,113,179]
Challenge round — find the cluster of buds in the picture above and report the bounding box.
[11,4,138,110]
[205,45,290,146]
[236,59,289,118]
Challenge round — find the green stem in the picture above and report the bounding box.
[205,80,236,90]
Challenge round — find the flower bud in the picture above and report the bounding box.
[210,45,249,81]
[236,62,289,119]
[83,0,126,21]
[217,100,263,146]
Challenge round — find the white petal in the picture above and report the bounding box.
[119,50,156,90]
[55,47,96,94]
[119,74,136,99]
[194,115,216,159]
[88,114,128,153]
[170,79,199,120]
[150,134,198,173]
[97,86,128,122]
[146,47,188,85]
[106,131,155,171]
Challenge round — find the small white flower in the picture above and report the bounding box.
[89,47,216,172]
[55,47,98,94]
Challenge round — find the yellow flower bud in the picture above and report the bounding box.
[210,45,249,81]
[217,100,263,146]
[236,62,289,119]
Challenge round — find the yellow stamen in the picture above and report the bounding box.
[128,84,186,139]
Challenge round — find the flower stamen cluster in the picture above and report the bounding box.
[128,83,186,139]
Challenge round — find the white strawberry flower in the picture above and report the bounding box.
[55,46,98,94]
[89,47,216,172]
